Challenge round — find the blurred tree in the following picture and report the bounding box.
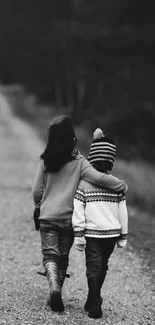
[0,0,155,160]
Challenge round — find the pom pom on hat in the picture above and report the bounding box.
[88,128,116,166]
[93,128,105,140]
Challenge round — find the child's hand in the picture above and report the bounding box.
[117,239,127,248]
[74,237,86,251]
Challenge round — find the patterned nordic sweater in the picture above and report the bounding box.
[72,179,128,239]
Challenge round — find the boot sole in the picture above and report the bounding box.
[47,291,64,312]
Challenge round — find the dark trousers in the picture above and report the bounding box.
[85,237,116,280]
[40,221,74,270]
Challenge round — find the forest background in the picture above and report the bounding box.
[0,0,155,161]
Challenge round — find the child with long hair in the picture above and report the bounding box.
[32,115,127,313]
[72,128,128,319]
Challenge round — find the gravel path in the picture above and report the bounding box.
[0,93,155,325]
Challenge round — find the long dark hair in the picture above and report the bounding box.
[40,115,77,173]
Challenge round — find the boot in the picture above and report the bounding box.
[37,269,70,282]
[45,261,64,312]
[85,295,103,312]
[84,278,92,311]
[96,270,107,305]
[88,277,102,319]
[84,278,102,312]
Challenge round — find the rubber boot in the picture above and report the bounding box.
[97,270,107,305]
[88,277,102,319]
[45,261,64,312]
[84,278,92,311]
[84,278,102,312]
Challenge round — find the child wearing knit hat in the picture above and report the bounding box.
[72,128,128,319]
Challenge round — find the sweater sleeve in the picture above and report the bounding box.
[32,160,45,205]
[72,185,86,237]
[80,158,128,193]
[118,195,128,240]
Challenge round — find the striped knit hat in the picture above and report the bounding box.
[88,128,116,166]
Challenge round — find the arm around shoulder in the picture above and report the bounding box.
[104,174,128,193]
[80,158,128,193]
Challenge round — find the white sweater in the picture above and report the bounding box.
[72,179,128,240]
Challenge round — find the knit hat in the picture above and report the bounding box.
[88,128,116,166]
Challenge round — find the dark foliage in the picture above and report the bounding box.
[0,1,155,161]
